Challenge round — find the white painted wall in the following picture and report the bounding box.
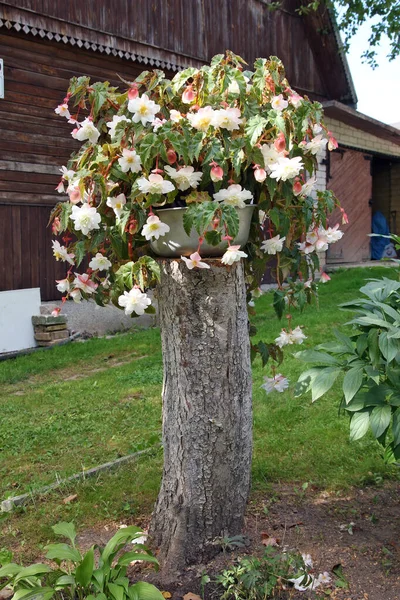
[0,288,41,353]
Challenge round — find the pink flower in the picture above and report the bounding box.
[68,185,82,204]
[128,84,139,100]
[55,103,71,119]
[271,94,288,111]
[181,252,210,270]
[328,134,338,151]
[254,167,267,183]
[274,132,286,153]
[73,273,98,294]
[182,85,196,104]
[320,272,331,283]
[261,374,289,394]
[289,92,303,108]
[210,163,224,182]
[293,178,303,195]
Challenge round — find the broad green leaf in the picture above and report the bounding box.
[257,341,269,367]
[14,564,52,583]
[75,548,94,588]
[129,582,165,600]
[220,205,240,239]
[350,410,370,441]
[310,367,342,402]
[101,526,142,564]
[245,115,268,146]
[356,334,368,356]
[369,405,391,439]
[45,544,82,563]
[294,350,340,366]
[0,563,21,578]
[52,522,77,545]
[344,392,367,413]
[273,289,285,319]
[367,328,380,368]
[294,367,323,397]
[117,552,159,568]
[182,208,194,237]
[55,575,76,588]
[379,331,399,362]
[393,408,400,447]
[13,588,55,600]
[108,583,125,600]
[204,230,221,246]
[343,367,364,404]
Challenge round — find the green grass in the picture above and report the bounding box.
[1,266,399,558]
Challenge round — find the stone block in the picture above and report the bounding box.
[34,323,67,333]
[32,315,67,326]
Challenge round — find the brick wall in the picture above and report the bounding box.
[325,118,400,157]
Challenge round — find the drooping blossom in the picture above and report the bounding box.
[141,215,171,240]
[269,156,304,181]
[107,115,130,138]
[137,174,175,195]
[221,245,248,265]
[67,184,83,204]
[187,106,216,132]
[70,288,82,303]
[181,252,210,269]
[71,118,100,144]
[152,118,167,131]
[271,94,288,111]
[302,553,313,568]
[320,223,344,244]
[320,272,331,283]
[60,166,76,182]
[56,278,70,293]
[182,85,196,104]
[298,176,316,198]
[52,217,61,235]
[118,148,142,173]
[213,107,243,131]
[317,572,332,585]
[73,273,98,294]
[293,178,303,196]
[89,253,112,271]
[274,132,286,153]
[261,235,285,255]
[313,123,323,134]
[328,134,338,151]
[169,109,183,123]
[254,166,267,182]
[55,103,70,119]
[128,84,139,100]
[289,92,303,108]
[275,326,307,348]
[118,288,152,316]
[305,134,328,156]
[210,163,224,182]
[261,374,289,393]
[128,94,160,126]
[213,184,253,208]
[164,165,202,191]
[106,193,127,219]
[260,144,285,171]
[289,574,319,592]
[166,149,177,164]
[70,203,101,235]
[52,240,75,265]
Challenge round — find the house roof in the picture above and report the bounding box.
[323,100,400,147]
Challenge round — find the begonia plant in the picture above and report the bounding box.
[52,51,344,390]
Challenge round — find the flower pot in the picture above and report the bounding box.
[150,205,255,257]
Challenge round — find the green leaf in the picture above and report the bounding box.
[294,368,323,397]
[129,582,165,600]
[204,230,221,246]
[101,526,143,564]
[14,564,52,583]
[74,240,86,267]
[75,548,94,588]
[294,350,340,366]
[343,367,364,404]
[257,341,269,367]
[245,115,268,146]
[356,333,368,356]
[52,522,77,545]
[108,583,126,600]
[220,205,240,239]
[310,367,342,402]
[117,552,159,568]
[367,328,380,368]
[61,203,72,231]
[379,331,399,362]
[13,588,55,600]
[393,408,400,447]
[45,544,82,563]
[273,290,285,319]
[55,575,76,589]
[369,405,392,439]
[0,563,21,578]
[182,208,194,237]
[350,410,371,441]
[344,392,367,413]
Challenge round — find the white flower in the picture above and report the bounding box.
[261,235,285,255]
[271,94,288,111]
[254,167,267,182]
[107,115,129,138]
[128,94,160,126]
[291,326,307,344]
[107,193,127,219]
[118,148,142,173]
[302,553,313,568]
[164,166,202,191]
[213,184,253,208]
[289,573,319,591]
[70,288,82,303]
[317,572,331,585]
[289,92,303,108]
[321,224,344,244]
[70,203,101,235]
[187,106,216,132]
[73,273,97,294]
[221,245,247,265]
[59,166,76,182]
[305,134,328,156]
[152,118,167,131]
[269,156,304,182]
[52,240,75,265]
[297,176,316,198]
[169,109,182,123]
[141,215,170,240]
[181,252,210,270]
[313,123,323,134]
[137,174,175,195]
[261,374,289,394]
[274,330,293,348]
[72,118,100,144]
[260,144,283,170]
[118,288,152,316]
[89,253,112,271]
[213,107,243,131]
[55,103,70,119]
[56,278,70,293]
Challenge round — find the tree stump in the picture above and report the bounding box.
[150,259,252,573]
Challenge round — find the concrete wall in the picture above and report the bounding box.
[0,288,41,353]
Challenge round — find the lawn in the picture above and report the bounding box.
[1,266,399,558]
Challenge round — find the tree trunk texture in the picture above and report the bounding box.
[150,259,252,574]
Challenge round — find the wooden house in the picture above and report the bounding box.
[1,0,399,302]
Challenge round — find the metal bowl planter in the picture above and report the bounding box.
[150,205,255,257]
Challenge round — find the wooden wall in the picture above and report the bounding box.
[0,30,143,300]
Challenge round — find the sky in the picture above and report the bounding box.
[345,21,400,126]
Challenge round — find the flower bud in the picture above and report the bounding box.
[167,149,177,164]
[210,164,224,182]
[328,135,338,151]
[274,132,286,153]
[254,167,267,183]
[128,84,139,100]
[293,178,303,196]
[182,85,196,104]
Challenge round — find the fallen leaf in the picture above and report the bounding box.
[161,593,172,599]
[261,534,279,547]
[63,494,78,504]
[183,594,202,600]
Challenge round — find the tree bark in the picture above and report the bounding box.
[150,259,252,573]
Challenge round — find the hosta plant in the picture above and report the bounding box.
[52,50,343,386]
[295,277,400,464]
[0,522,163,600]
